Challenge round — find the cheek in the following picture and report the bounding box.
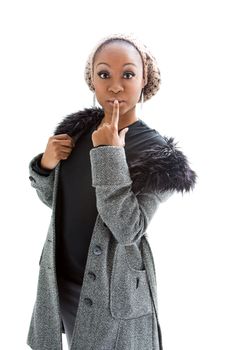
[128,87,142,101]
[128,81,142,92]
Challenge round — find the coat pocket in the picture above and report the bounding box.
[39,246,45,266]
[110,244,153,320]
[114,314,153,350]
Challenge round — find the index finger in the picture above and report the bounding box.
[111,99,120,129]
[53,133,75,146]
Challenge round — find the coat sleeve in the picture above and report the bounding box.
[28,153,55,209]
[89,146,174,246]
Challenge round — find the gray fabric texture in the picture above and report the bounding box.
[27,147,172,350]
[26,110,197,349]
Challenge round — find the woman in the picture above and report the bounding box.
[26,33,197,350]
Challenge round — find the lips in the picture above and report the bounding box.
[107,100,125,103]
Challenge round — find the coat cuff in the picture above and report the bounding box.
[32,153,53,176]
[89,146,132,186]
[29,153,55,186]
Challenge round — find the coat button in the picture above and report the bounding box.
[88,271,96,280]
[93,245,102,255]
[29,175,36,183]
[84,298,93,306]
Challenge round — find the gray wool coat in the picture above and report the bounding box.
[26,107,197,350]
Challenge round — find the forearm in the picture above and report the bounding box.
[90,146,174,245]
[28,153,55,209]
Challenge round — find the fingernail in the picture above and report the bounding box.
[114,99,118,104]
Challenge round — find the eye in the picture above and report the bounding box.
[97,71,135,79]
[97,71,109,79]
[123,71,135,79]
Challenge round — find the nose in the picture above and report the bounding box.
[108,87,124,94]
[108,81,124,94]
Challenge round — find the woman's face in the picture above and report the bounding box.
[92,42,146,116]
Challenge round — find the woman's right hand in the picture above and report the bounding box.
[40,134,75,170]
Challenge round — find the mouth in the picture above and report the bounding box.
[106,100,126,105]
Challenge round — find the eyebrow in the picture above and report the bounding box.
[96,62,137,67]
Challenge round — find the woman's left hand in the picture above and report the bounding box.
[91,100,129,147]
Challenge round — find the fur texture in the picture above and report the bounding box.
[53,107,197,195]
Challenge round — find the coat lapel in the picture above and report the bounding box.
[53,106,197,195]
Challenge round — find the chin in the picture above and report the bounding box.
[105,104,128,115]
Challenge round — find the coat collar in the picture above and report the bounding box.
[53,107,197,195]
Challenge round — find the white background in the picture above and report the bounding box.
[0,0,232,349]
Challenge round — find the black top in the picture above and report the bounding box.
[32,118,160,285]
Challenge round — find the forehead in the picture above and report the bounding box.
[94,42,142,68]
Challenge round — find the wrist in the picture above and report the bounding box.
[40,155,52,171]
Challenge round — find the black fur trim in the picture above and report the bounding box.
[129,137,197,195]
[53,107,104,139]
[53,107,198,195]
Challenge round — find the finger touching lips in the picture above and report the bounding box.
[111,100,119,127]
[107,100,125,106]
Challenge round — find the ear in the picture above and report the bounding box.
[143,64,148,86]
[140,77,147,93]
